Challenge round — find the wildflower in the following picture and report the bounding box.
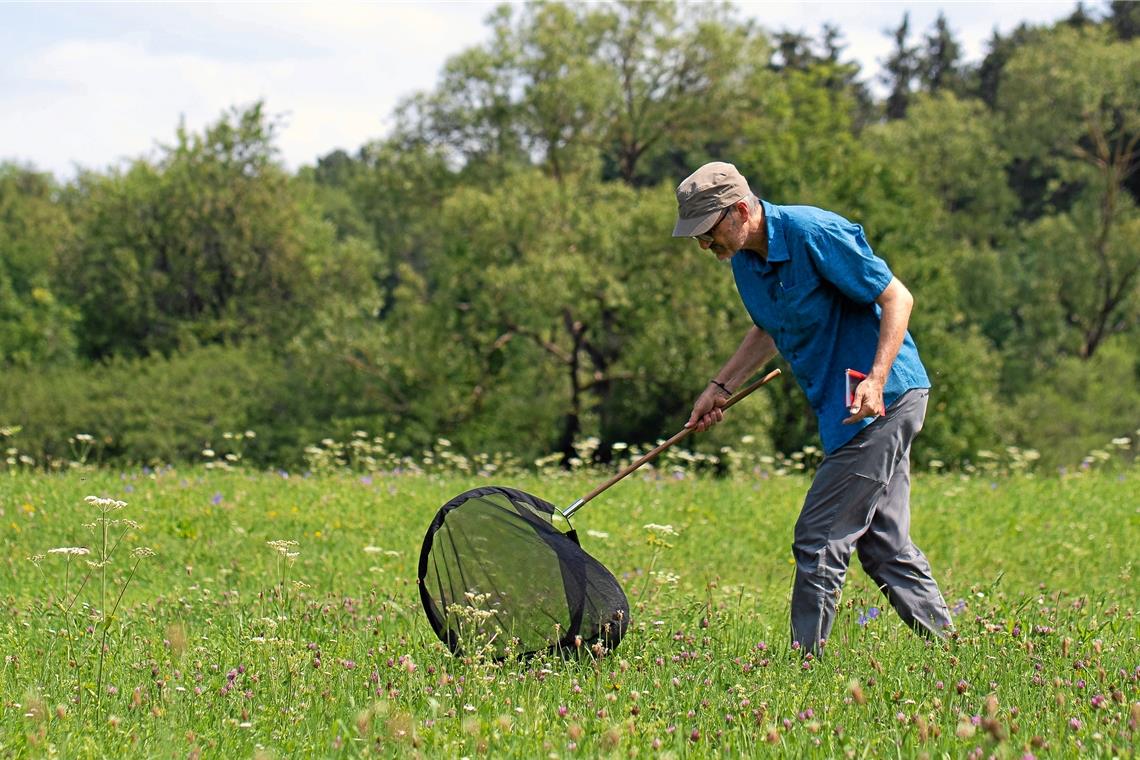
[266,540,300,558]
[131,547,156,559]
[48,547,91,556]
[642,523,678,537]
[1068,717,1082,731]
[85,495,127,511]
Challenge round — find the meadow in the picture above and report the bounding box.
[1,453,1137,758]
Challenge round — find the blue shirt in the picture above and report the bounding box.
[731,201,930,454]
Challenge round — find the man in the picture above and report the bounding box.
[674,161,952,654]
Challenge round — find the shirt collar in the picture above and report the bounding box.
[761,200,790,263]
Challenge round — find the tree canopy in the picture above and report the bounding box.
[1,1,1137,470]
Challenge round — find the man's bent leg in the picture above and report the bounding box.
[857,391,953,638]
[857,452,953,637]
[790,454,886,653]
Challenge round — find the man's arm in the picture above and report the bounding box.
[844,276,913,424]
[687,325,778,431]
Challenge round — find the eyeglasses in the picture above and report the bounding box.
[693,206,730,243]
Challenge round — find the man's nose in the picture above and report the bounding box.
[698,239,712,250]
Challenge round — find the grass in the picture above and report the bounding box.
[1,464,1137,758]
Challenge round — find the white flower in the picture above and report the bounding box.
[85,495,127,511]
[586,529,610,539]
[643,523,678,537]
[48,547,90,556]
[267,539,299,557]
[362,546,383,554]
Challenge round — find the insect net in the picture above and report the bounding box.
[418,485,629,659]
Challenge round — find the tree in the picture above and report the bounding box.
[867,92,1017,247]
[59,103,374,359]
[0,164,78,365]
[881,13,919,120]
[329,168,769,461]
[772,30,815,71]
[1108,0,1140,40]
[996,26,1140,362]
[597,0,757,185]
[394,5,529,180]
[976,23,1043,108]
[396,1,761,187]
[919,13,965,95]
[1065,1,1097,29]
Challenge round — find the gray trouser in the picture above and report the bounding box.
[790,389,951,653]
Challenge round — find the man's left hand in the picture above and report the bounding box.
[843,376,885,424]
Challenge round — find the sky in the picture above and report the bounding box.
[1,1,1080,179]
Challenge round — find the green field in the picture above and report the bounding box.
[1,465,1137,757]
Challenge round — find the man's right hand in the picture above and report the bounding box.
[686,385,730,431]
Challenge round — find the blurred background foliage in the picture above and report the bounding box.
[1,1,1138,470]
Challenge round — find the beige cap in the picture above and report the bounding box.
[672,161,751,237]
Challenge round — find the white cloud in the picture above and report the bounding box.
[0,2,496,176]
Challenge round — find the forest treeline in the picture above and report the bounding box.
[1,1,1138,470]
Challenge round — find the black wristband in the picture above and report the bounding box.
[710,379,733,396]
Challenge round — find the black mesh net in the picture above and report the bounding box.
[418,485,630,659]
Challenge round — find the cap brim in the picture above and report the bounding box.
[672,208,722,238]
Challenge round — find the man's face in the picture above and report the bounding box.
[696,203,740,261]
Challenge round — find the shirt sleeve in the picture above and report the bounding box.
[805,220,893,304]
